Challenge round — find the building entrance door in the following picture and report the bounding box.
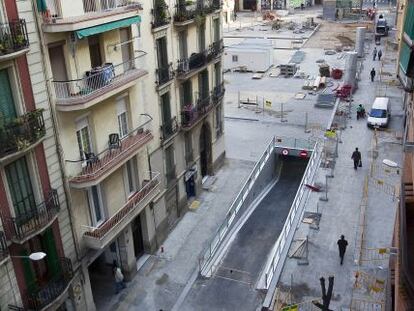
[132,215,145,259]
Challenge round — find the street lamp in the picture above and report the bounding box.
[11,252,47,261]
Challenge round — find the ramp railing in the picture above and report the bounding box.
[199,137,276,275]
[259,140,323,289]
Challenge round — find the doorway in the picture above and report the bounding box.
[185,175,196,198]
[166,187,179,230]
[132,215,145,259]
[49,45,68,97]
[199,122,212,177]
[243,0,257,10]
[120,28,133,71]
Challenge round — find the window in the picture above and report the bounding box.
[198,23,206,52]
[198,70,209,100]
[0,68,17,121]
[214,62,221,87]
[165,145,175,183]
[88,185,105,226]
[124,159,138,197]
[232,55,238,62]
[213,18,220,42]
[181,80,192,108]
[156,37,169,68]
[76,118,93,159]
[88,35,102,68]
[178,31,188,59]
[184,133,193,163]
[216,105,223,137]
[117,97,129,138]
[5,157,36,216]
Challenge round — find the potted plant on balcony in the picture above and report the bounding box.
[15,34,27,49]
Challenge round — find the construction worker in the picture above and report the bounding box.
[337,235,348,265]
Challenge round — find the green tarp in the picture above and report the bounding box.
[75,16,141,39]
[399,2,414,75]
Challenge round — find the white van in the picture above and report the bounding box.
[367,97,390,128]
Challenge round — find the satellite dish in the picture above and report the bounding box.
[383,159,398,168]
[29,252,47,261]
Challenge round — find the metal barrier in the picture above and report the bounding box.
[260,140,322,289]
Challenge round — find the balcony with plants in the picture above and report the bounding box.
[0,19,30,61]
[83,172,160,249]
[52,56,147,111]
[38,0,143,32]
[173,0,219,25]
[176,50,208,80]
[67,120,153,189]
[181,93,212,130]
[152,0,171,30]
[1,190,60,244]
[0,109,46,163]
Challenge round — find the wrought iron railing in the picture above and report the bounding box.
[176,51,207,76]
[152,3,171,28]
[41,0,142,22]
[181,95,212,128]
[1,190,60,242]
[52,57,144,103]
[0,109,46,160]
[67,119,153,185]
[0,20,29,56]
[207,39,223,60]
[212,82,225,103]
[0,231,8,260]
[173,0,220,22]
[26,257,73,310]
[83,172,160,241]
[156,63,174,86]
[160,116,179,141]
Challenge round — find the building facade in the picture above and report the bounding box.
[0,0,84,310]
[27,0,225,309]
[394,0,414,308]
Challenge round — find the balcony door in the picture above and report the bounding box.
[161,92,172,135]
[88,185,105,226]
[198,23,206,52]
[0,68,17,122]
[198,70,209,100]
[88,35,103,68]
[178,31,188,60]
[181,80,192,108]
[49,45,69,98]
[5,157,36,217]
[76,118,93,159]
[213,18,220,42]
[120,28,133,72]
[214,62,221,87]
[156,37,169,70]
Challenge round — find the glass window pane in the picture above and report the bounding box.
[91,186,102,222]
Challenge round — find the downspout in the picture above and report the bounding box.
[30,0,82,264]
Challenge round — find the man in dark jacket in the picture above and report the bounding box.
[337,235,348,265]
[370,68,376,82]
[351,147,361,170]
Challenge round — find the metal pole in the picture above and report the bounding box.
[320,175,328,201]
[305,112,310,133]
[335,135,339,158]
[281,103,288,123]
[238,91,240,108]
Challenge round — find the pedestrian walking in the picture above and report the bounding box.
[378,49,383,61]
[351,147,362,170]
[337,235,348,265]
[370,67,376,82]
[113,260,126,294]
[372,47,377,60]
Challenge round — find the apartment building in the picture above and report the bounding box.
[31,0,225,309]
[394,0,414,308]
[0,0,83,310]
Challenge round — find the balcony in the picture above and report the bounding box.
[0,231,9,264]
[0,109,46,164]
[0,20,30,62]
[21,258,73,310]
[212,82,225,104]
[68,126,153,189]
[151,1,171,30]
[1,190,60,244]
[52,57,147,111]
[207,39,224,61]
[40,0,142,33]
[173,0,221,26]
[83,172,160,249]
[181,95,213,130]
[156,63,174,87]
[160,116,179,142]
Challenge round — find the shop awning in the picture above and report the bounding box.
[75,16,141,39]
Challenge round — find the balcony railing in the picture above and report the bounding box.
[181,95,212,129]
[152,3,171,29]
[212,82,225,104]
[25,257,73,310]
[176,51,207,77]
[67,123,153,187]
[173,0,220,23]
[207,39,224,60]
[41,0,142,23]
[1,190,60,243]
[52,57,146,106]
[83,172,160,249]
[0,109,46,161]
[160,116,179,141]
[156,63,174,86]
[0,20,29,58]
[0,231,8,261]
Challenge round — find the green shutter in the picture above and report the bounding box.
[0,69,17,121]
[400,3,414,76]
[42,228,60,278]
[21,249,38,294]
[5,158,36,216]
[403,3,414,39]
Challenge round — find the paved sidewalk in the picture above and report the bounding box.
[99,158,255,311]
[276,13,404,309]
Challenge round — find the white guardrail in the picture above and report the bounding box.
[199,136,317,277]
[258,139,323,289]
